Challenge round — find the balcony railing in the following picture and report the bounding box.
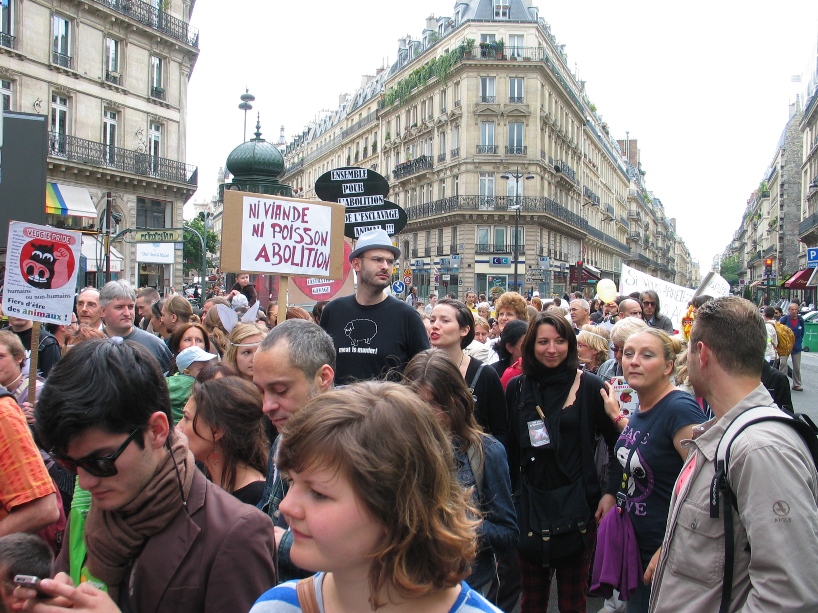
[436,245,444,255]
[48,131,197,186]
[404,195,589,235]
[437,152,446,163]
[105,71,122,86]
[424,246,431,257]
[449,244,458,254]
[627,231,643,242]
[627,209,643,222]
[799,212,818,238]
[392,155,433,180]
[52,51,73,69]
[95,0,199,47]
[0,32,15,50]
[583,186,600,206]
[476,145,498,154]
[554,159,576,182]
[450,148,460,159]
[619,215,630,230]
[509,96,524,103]
[505,146,527,155]
[476,243,511,254]
[602,203,615,218]
[150,86,166,100]
[480,95,496,103]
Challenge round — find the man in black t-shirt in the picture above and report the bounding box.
[320,229,429,384]
[2,316,61,378]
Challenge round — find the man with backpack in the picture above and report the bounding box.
[648,296,818,612]
[777,302,804,391]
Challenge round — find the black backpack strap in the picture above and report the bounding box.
[468,362,485,393]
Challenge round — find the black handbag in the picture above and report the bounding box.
[513,375,590,567]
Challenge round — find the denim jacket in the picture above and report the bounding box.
[455,434,518,589]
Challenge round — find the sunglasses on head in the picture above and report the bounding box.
[51,428,142,478]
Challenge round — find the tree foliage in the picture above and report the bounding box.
[719,254,741,287]
[183,214,219,275]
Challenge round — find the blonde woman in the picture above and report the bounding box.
[577,325,610,374]
[225,323,265,383]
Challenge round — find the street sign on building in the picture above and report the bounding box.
[134,228,184,243]
[807,247,818,268]
[403,274,412,285]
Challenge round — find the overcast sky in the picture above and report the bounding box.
[185,1,818,271]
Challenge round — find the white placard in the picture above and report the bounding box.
[2,221,81,324]
[240,195,333,276]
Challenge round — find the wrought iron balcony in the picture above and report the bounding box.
[424,246,431,257]
[411,248,419,258]
[0,32,15,50]
[627,209,643,222]
[583,186,600,206]
[476,145,498,154]
[392,155,433,180]
[505,146,527,155]
[449,244,458,254]
[554,159,576,182]
[480,95,496,103]
[52,51,73,69]
[618,215,630,229]
[105,71,121,86]
[602,203,615,218]
[150,86,166,101]
[451,148,460,159]
[437,152,446,163]
[509,96,524,103]
[404,195,589,235]
[627,231,643,242]
[476,243,510,253]
[94,0,199,47]
[799,211,818,239]
[48,131,197,186]
[436,245,444,255]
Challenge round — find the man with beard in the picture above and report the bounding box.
[319,229,429,383]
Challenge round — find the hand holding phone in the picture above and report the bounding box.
[13,574,46,597]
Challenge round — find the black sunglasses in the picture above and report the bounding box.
[51,428,141,477]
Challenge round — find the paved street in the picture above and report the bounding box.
[791,351,818,420]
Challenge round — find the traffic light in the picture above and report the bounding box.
[576,260,584,279]
[764,258,773,276]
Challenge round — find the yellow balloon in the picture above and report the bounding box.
[597,278,617,303]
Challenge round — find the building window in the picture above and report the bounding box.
[480,76,495,103]
[1,0,14,49]
[480,34,496,44]
[509,78,524,103]
[479,122,495,154]
[437,228,443,248]
[454,174,459,196]
[148,122,161,173]
[479,172,495,209]
[136,198,167,229]
[451,227,457,250]
[477,226,490,251]
[105,37,121,84]
[440,87,447,112]
[508,35,524,58]
[494,226,507,251]
[103,110,117,163]
[1,79,11,111]
[439,179,446,200]
[50,94,68,154]
[507,122,524,155]
[493,0,509,19]
[52,15,72,68]
[150,56,164,99]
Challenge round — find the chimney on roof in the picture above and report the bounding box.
[426,14,436,30]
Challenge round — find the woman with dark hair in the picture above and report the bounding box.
[404,349,517,596]
[150,299,168,340]
[490,319,528,381]
[195,361,238,382]
[429,298,507,447]
[170,323,213,356]
[311,300,328,326]
[178,377,268,505]
[505,312,620,613]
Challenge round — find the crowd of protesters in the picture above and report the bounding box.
[0,233,815,613]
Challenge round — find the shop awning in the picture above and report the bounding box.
[81,235,123,273]
[46,183,97,218]
[584,264,602,281]
[783,268,816,289]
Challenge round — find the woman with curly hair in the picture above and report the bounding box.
[203,304,231,357]
[577,325,610,374]
[250,381,501,612]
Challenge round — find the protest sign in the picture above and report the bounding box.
[2,221,81,325]
[221,192,344,279]
[619,264,729,332]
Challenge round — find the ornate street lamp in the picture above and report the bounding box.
[501,167,535,291]
[239,89,255,142]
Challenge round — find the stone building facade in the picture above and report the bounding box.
[281,0,698,300]
[0,0,198,290]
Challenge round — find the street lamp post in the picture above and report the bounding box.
[500,167,535,292]
[238,89,255,143]
[183,223,206,309]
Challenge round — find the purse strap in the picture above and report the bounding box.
[296,575,320,613]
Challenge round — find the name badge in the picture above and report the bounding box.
[527,419,551,447]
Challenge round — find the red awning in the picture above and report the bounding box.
[783,268,816,289]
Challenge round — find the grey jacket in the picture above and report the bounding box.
[649,384,818,612]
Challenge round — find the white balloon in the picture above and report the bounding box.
[597,278,617,303]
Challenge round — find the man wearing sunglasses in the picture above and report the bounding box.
[34,339,277,613]
[640,289,674,333]
[319,228,429,384]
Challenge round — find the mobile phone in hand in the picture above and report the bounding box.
[13,574,46,596]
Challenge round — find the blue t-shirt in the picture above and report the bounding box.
[613,390,705,566]
[250,573,502,613]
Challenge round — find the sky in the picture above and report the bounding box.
[185,0,818,272]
